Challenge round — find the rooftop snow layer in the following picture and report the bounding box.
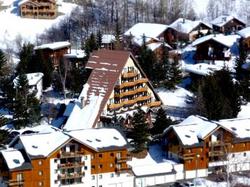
[1,148,25,169]
[102,34,115,44]
[192,34,240,48]
[124,23,168,39]
[34,41,71,50]
[238,27,250,38]
[211,15,245,27]
[169,18,211,34]
[67,128,127,150]
[14,72,43,86]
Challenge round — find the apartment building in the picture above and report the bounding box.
[0,128,133,187]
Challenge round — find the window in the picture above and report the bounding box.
[92,175,95,180]
[99,174,102,179]
[99,164,103,169]
[110,163,113,168]
[244,152,247,157]
[38,171,43,176]
[38,181,43,186]
[110,173,114,178]
[38,160,42,165]
[116,152,121,159]
[84,156,88,160]
[110,153,114,157]
[99,154,103,158]
[91,165,95,169]
[232,154,235,158]
[17,173,23,181]
[84,166,88,170]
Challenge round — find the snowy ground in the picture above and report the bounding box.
[0,0,77,51]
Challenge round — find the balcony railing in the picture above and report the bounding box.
[147,101,162,107]
[136,95,151,102]
[122,71,138,78]
[114,87,148,98]
[58,162,85,169]
[115,78,148,89]
[8,179,24,186]
[209,141,230,147]
[209,151,224,157]
[58,172,85,180]
[59,152,82,158]
[115,156,132,163]
[115,166,132,174]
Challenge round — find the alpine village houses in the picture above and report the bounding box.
[19,0,57,19]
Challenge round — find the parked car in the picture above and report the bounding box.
[183,181,195,187]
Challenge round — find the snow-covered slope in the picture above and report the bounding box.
[0,0,77,51]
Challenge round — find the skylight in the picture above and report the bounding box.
[13,159,20,164]
[231,127,237,131]
[185,135,191,138]
[32,145,38,149]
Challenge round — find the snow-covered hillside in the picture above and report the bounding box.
[0,0,76,51]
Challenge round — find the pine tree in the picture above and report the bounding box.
[0,49,7,77]
[0,129,9,144]
[13,74,41,129]
[195,69,241,120]
[235,38,247,81]
[96,30,102,49]
[164,56,182,90]
[84,33,98,58]
[130,108,150,152]
[151,107,173,135]
[16,43,34,74]
[114,15,122,50]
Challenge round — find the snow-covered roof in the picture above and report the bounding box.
[184,63,223,76]
[64,49,85,59]
[16,131,70,158]
[63,101,76,117]
[1,148,25,169]
[238,27,250,38]
[102,34,115,44]
[219,118,250,139]
[169,18,211,34]
[211,15,245,27]
[165,115,218,146]
[14,72,43,87]
[192,34,240,48]
[67,128,127,151]
[34,41,71,50]
[124,23,168,41]
[146,42,172,51]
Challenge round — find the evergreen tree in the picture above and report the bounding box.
[114,15,122,50]
[96,30,102,49]
[16,43,34,74]
[137,34,156,81]
[164,56,182,90]
[235,38,247,81]
[195,69,241,120]
[13,74,41,129]
[0,49,7,77]
[84,33,98,58]
[151,107,173,135]
[130,108,150,152]
[0,114,8,127]
[0,129,9,144]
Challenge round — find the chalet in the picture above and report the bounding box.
[19,0,57,19]
[63,50,162,130]
[167,18,212,47]
[0,128,133,187]
[238,27,250,52]
[192,34,240,62]
[34,41,71,68]
[13,72,44,100]
[163,115,250,179]
[211,15,246,34]
[63,49,86,69]
[101,34,115,50]
[124,23,171,61]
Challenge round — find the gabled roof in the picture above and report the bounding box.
[219,118,250,139]
[67,128,127,151]
[102,34,115,44]
[192,34,240,48]
[238,27,250,38]
[169,18,211,34]
[164,115,219,146]
[211,15,245,27]
[34,41,71,51]
[147,41,172,51]
[124,23,168,39]
[1,148,25,170]
[12,131,70,158]
[64,49,161,129]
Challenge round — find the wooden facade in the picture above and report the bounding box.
[163,124,250,173]
[0,135,131,187]
[212,17,245,34]
[19,0,57,19]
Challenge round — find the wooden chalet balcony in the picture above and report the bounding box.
[147,101,161,107]
[209,141,230,147]
[114,87,148,98]
[122,71,138,78]
[122,99,137,106]
[58,162,85,169]
[136,95,151,102]
[108,103,123,110]
[59,151,82,158]
[116,78,148,89]
[58,172,85,180]
[209,151,224,157]
[115,156,132,163]
[8,179,24,186]
[179,152,195,160]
